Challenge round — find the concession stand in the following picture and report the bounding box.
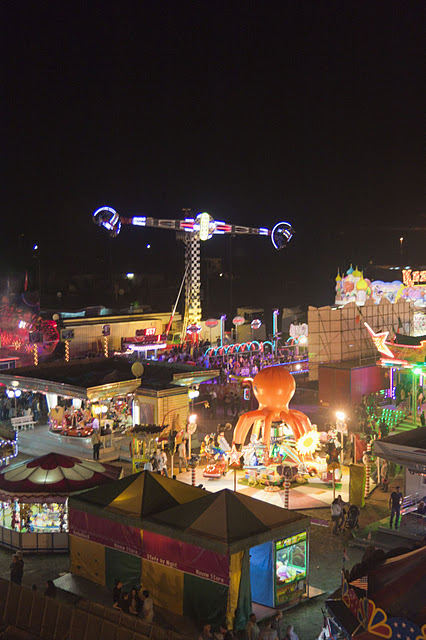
[0,452,122,552]
[69,471,310,629]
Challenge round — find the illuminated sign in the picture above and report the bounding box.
[251,319,262,330]
[364,323,394,358]
[402,269,426,286]
[136,327,156,338]
[145,327,156,336]
[198,212,211,241]
[289,323,308,338]
[232,316,245,326]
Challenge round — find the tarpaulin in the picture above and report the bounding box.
[349,463,365,508]
[141,558,184,616]
[69,509,142,556]
[105,546,141,590]
[234,550,252,631]
[183,572,228,627]
[69,535,106,586]
[249,541,274,608]
[226,551,243,630]
[142,530,229,585]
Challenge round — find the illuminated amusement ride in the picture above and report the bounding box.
[92,206,295,335]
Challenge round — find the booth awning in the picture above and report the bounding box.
[374,427,426,474]
[0,452,122,502]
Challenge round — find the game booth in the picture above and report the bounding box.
[68,471,310,629]
[326,546,426,639]
[0,452,122,552]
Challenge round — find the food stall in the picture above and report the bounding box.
[0,452,122,552]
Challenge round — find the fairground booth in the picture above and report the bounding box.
[326,546,426,639]
[0,452,122,552]
[69,471,310,629]
[0,358,219,460]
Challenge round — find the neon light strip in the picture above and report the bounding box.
[132,216,146,226]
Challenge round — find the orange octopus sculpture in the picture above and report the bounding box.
[233,365,312,449]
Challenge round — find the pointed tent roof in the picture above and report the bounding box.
[146,488,310,554]
[69,470,206,524]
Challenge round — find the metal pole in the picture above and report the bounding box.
[284,477,290,509]
[234,468,237,492]
[273,309,279,359]
[333,469,336,501]
[191,467,196,486]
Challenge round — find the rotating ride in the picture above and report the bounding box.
[232,365,325,487]
[93,206,295,333]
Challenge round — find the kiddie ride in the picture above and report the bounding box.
[232,365,326,488]
[49,407,94,438]
[201,433,231,479]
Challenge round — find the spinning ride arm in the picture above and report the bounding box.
[92,206,295,250]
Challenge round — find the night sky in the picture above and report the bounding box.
[2,2,424,313]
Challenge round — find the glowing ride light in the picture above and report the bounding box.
[336,411,345,422]
[296,430,320,455]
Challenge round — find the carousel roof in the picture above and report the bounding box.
[0,452,122,502]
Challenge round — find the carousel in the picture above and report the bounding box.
[0,452,122,552]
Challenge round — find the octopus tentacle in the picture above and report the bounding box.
[233,409,269,445]
[262,413,274,451]
[279,409,303,440]
[290,409,312,434]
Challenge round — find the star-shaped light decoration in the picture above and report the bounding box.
[364,322,395,359]
[228,444,243,468]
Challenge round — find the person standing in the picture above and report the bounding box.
[113,579,123,608]
[330,498,342,535]
[259,621,278,640]
[10,554,23,585]
[246,613,260,640]
[270,611,283,640]
[283,625,298,640]
[198,623,214,640]
[91,428,101,460]
[178,441,187,473]
[380,460,389,491]
[156,449,168,477]
[141,589,154,623]
[389,485,403,529]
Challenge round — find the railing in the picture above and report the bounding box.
[0,578,192,640]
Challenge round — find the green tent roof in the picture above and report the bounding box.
[69,470,206,523]
[145,488,310,554]
[70,474,310,554]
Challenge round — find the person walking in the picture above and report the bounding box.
[246,613,260,640]
[198,623,214,640]
[389,485,403,529]
[91,428,101,460]
[10,554,23,585]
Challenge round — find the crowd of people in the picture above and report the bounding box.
[112,579,154,621]
[197,611,299,640]
[0,391,43,422]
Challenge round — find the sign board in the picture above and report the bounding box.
[205,318,219,328]
[402,269,426,286]
[198,212,211,241]
[29,331,44,344]
[136,327,156,338]
[102,325,111,336]
[289,323,308,338]
[187,324,202,335]
[60,329,75,342]
[251,319,262,330]
[232,316,245,326]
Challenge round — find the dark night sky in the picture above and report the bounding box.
[2,1,424,312]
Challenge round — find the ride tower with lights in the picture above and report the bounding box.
[93,206,295,335]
